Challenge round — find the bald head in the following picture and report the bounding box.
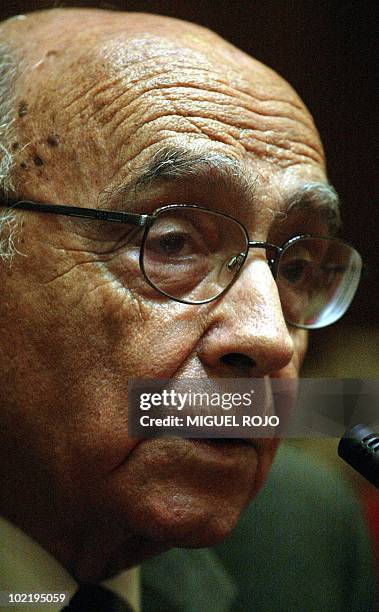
[1,8,324,208]
[2,8,297,82]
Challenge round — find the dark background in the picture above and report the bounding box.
[1,1,377,337]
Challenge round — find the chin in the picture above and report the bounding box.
[95,440,264,550]
[72,500,245,583]
[74,436,277,581]
[134,494,250,549]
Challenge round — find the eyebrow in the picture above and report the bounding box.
[286,182,341,233]
[106,145,255,204]
[106,145,341,232]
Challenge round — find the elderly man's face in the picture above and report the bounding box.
[0,10,332,580]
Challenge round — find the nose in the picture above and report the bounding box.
[197,259,294,376]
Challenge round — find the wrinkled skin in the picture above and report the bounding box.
[0,9,331,582]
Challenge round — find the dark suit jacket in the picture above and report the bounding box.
[142,444,377,612]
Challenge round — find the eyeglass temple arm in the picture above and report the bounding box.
[0,199,150,227]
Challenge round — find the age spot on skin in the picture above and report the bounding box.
[33,155,44,166]
[47,134,59,147]
[18,101,28,117]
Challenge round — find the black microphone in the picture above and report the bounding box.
[338,424,379,489]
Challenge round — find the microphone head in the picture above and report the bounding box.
[338,424,379,489]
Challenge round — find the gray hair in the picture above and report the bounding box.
[0,38,18,260]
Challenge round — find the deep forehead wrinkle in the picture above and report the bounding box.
[105,145,340,231]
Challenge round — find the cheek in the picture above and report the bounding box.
[1,248,206,487]
[50,287,206,468]
[269,330,307,443]
[12,218,205,381]
[291,329,308,371]
[253,438,281,494]
[89,288,204,379]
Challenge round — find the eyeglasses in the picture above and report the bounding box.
[1,199,362,329]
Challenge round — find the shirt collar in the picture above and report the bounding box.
[0,515,140,611]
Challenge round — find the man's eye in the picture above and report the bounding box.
[157,232,187,255]
[281,259,312,285]
[147,218,209,260]
[147,229,206,259]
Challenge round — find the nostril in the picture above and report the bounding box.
[221,352,256,370]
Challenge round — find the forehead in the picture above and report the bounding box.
[11,12,326,207]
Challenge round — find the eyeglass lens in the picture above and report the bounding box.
[142,207,362,328]
[277,236,362,328]
[142,207,248,303]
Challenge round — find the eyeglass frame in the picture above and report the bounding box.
[0,199,362,327]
